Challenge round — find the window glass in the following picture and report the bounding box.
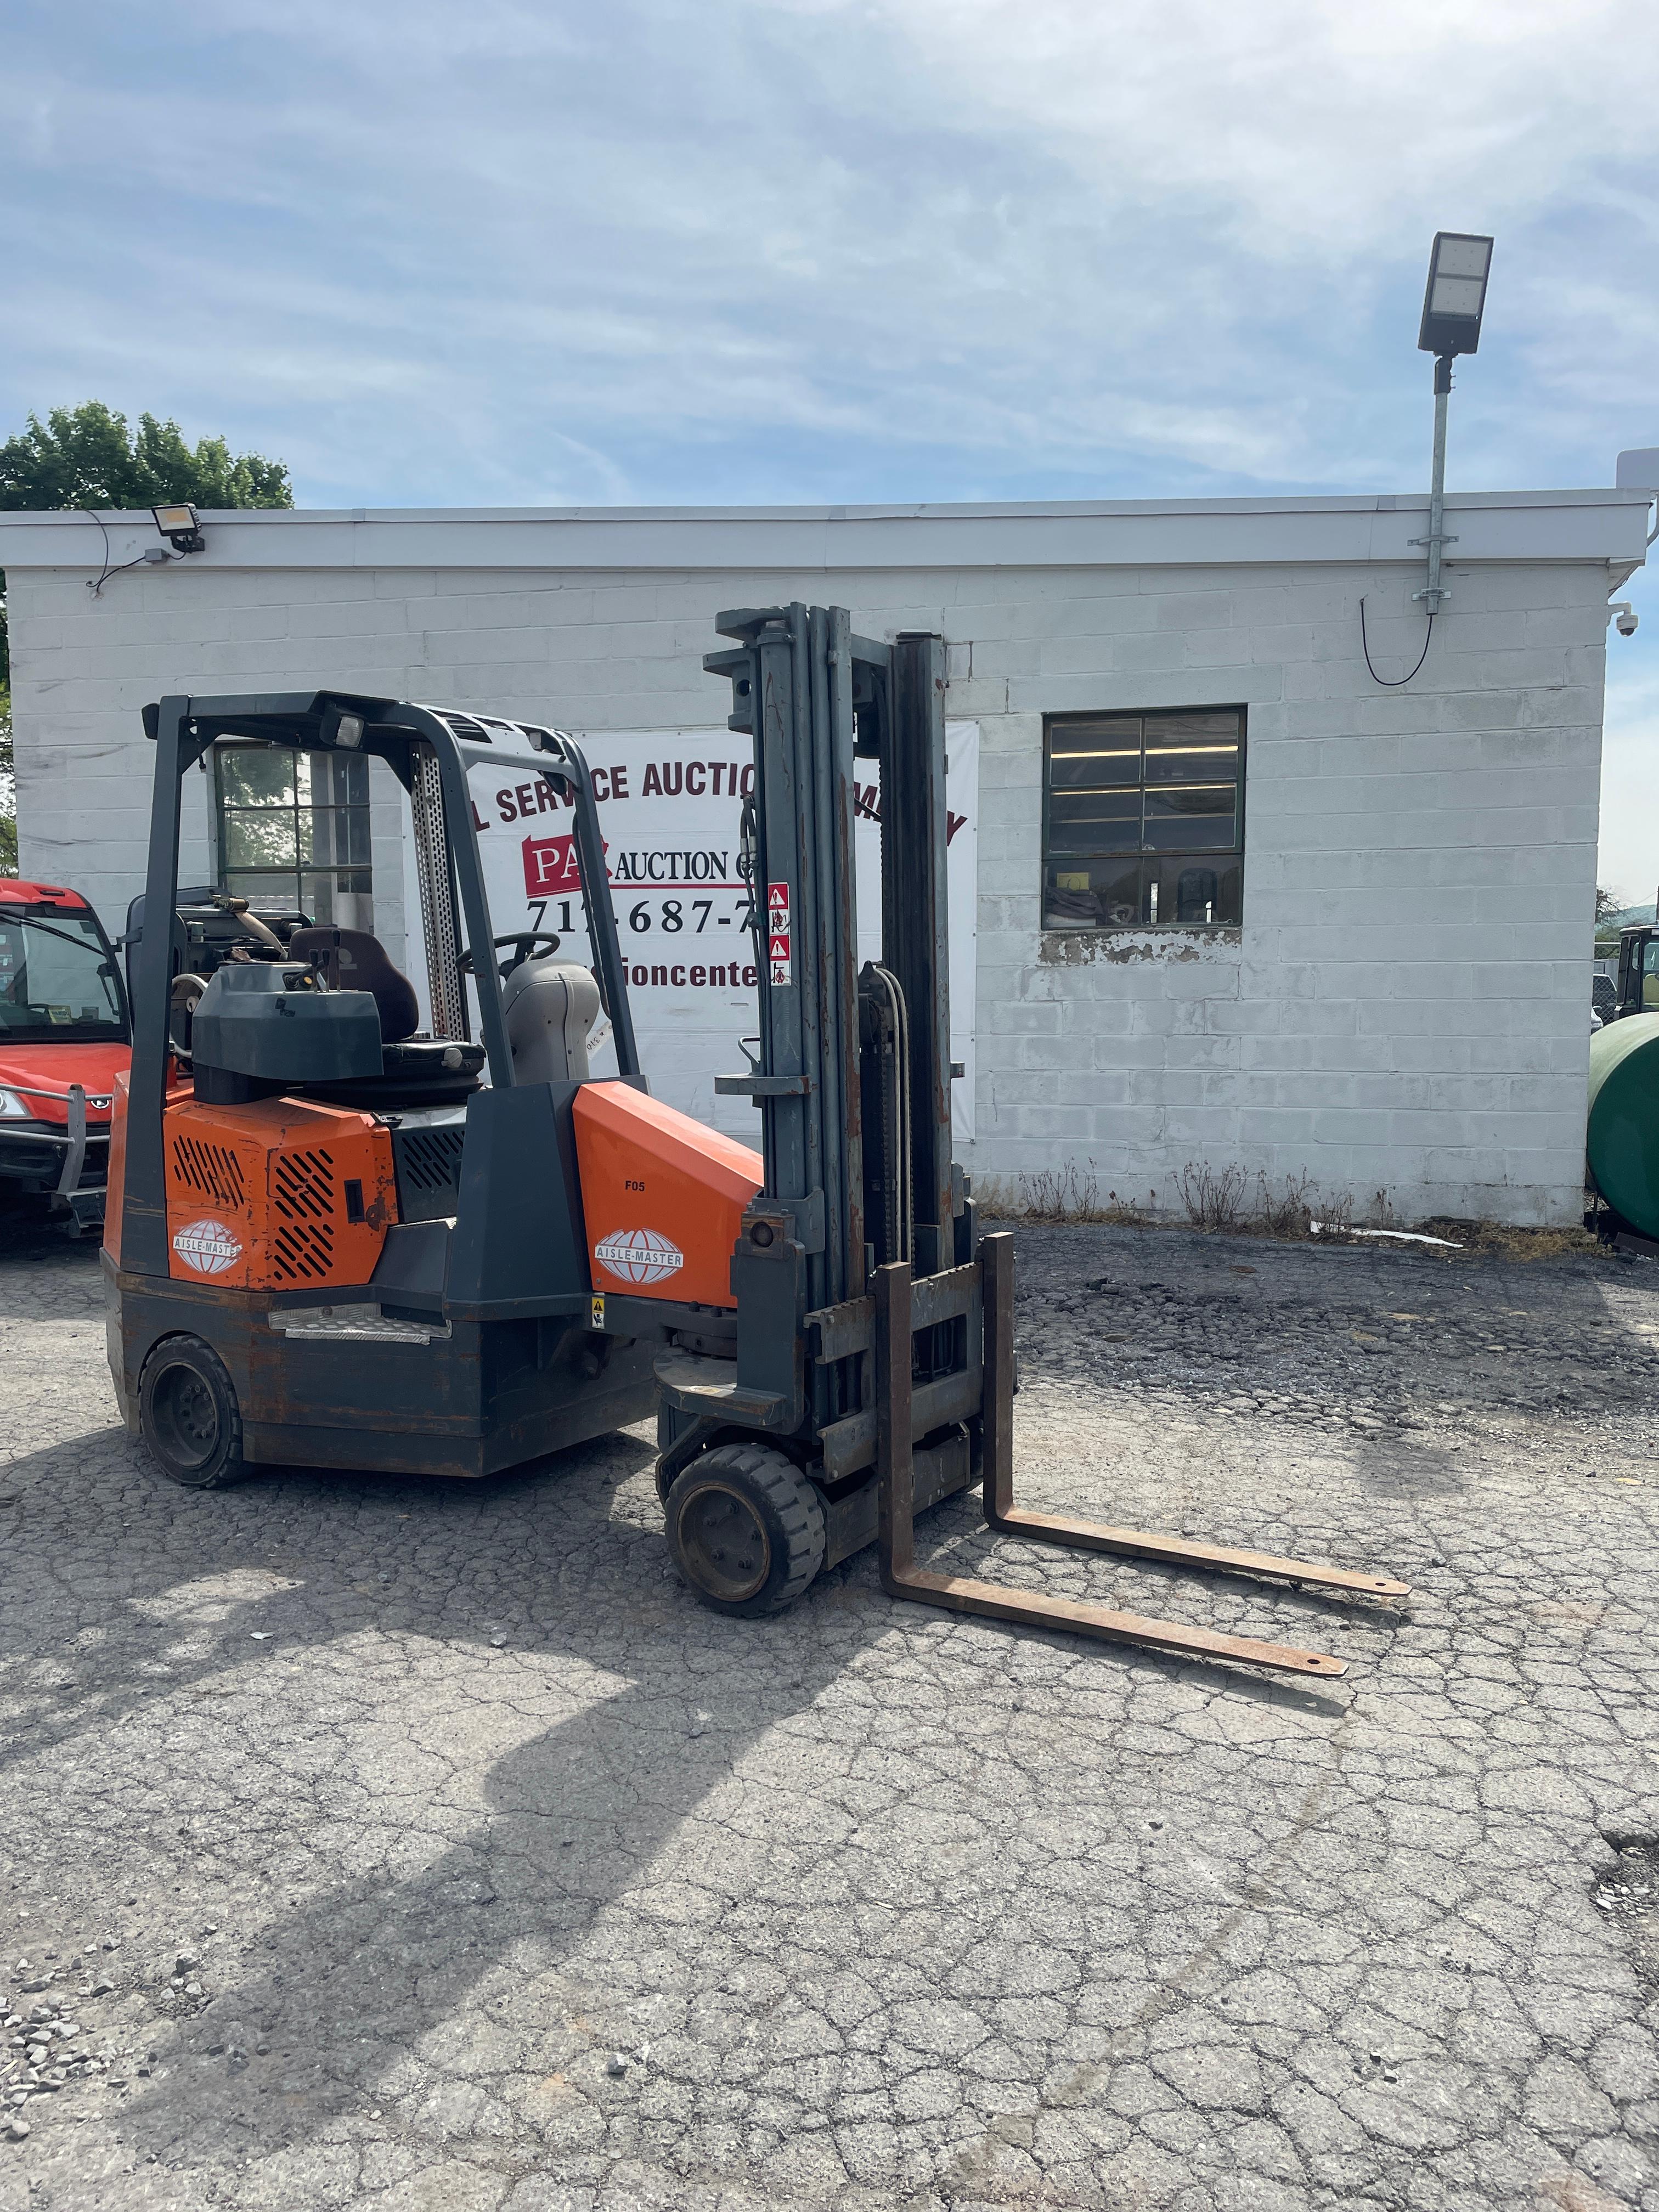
[1043,709,1244,928]
[223,814,298,870]
[217,748,296,809]
[0,912,126,1041]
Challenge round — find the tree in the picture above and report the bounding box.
[0,401,292,866]
[1596,886,1624,928]
[0,401,292,518]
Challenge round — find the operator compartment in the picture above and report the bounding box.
[574,1080,761,1308]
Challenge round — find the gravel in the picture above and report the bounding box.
[0,1205,1656,2210]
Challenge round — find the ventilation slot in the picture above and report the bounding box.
[171,1135,245,1212]
[270,1146,337,1282]
[270,1222,336,1282]
[391,1124,466,1226]
[401,1127,465,1191]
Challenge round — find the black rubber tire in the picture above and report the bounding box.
[137,1336,246,1490]
[664,1443,826,1617]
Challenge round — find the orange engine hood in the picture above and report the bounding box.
[573,1081,762,1308]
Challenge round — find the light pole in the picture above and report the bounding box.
[1413,232,1494,614]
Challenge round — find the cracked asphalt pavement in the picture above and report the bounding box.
[1,1212,1657,2211]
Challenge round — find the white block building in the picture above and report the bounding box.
[0,489,1647,1223]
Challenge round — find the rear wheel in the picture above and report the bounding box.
[664,1444,826,1617]
[138,1336,246,1490]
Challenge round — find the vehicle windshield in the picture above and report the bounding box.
[0,911,127,1043]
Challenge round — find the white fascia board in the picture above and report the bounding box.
[0,488,1649,572]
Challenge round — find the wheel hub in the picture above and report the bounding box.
[676,1482,771,1603]
[151,1366,219,1470]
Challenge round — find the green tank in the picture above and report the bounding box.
[1587,1012,1659,1236]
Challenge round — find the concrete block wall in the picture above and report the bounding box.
[5,549,1612,1223]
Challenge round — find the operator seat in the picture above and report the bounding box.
[283,925,484,1108]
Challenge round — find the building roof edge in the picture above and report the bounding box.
[0,487,1647,571]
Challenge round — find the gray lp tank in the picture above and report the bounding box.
[501,957,601,1084]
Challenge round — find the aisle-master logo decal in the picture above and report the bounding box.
[592,1227,684,1285]
[172,1218,243,1276]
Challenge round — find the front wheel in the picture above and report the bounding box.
[138,1336,246,1489]
[664,1444,826,1617]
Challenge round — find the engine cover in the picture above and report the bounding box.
[163,1094,398,1290]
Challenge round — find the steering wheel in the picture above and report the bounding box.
[457,932,563,979]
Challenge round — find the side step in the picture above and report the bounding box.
[874,1235,1410,1679]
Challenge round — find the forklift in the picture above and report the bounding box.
[106,616,1407,1677]
[1609,918,1659,1022]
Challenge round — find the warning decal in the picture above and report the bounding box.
[767,882,792,985]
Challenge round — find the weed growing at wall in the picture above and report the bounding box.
[981,1158,1374,1241]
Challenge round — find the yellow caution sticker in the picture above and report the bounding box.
[590,1294,606,1331]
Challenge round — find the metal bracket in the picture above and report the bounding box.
[56,1084,88,1197]
[787,1188,826,1256]
[873,1234,1409,1678]
[713,1072,810,1098]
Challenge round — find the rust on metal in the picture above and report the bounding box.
[989,1511,1411,1599]
[873,1232,1408,1678]
[882,1568,1347,1675]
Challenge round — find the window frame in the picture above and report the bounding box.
[1040,705,1248,933]
[210,738,374,925]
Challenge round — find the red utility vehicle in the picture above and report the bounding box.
[0,880,130,1232]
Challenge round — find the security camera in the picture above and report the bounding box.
[1611,602,1638,637]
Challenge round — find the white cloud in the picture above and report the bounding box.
[6,0,1656,501]
[3,0,1656,865]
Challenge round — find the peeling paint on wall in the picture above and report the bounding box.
[1039,929,1242,967]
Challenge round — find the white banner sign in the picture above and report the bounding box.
[402,725,978,1141]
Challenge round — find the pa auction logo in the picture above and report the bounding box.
[592,1227,684,1286]
[172,1218,243,1276]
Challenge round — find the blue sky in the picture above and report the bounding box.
[5,0,1658,890]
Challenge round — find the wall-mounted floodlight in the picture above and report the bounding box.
[1410,231,1494,617]
[151,501,205,554]
[1418,232,1493,361]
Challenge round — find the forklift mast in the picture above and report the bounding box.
[703,612,967,1406]
[685,607,1408,1675]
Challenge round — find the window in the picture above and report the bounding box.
[213,742,373,928]
[1043,708,1245,929]
[0,911,125,1042]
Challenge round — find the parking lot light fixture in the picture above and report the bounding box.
[1413,232,1494,615]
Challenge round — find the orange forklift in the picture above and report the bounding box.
[107,625,1406,1675]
